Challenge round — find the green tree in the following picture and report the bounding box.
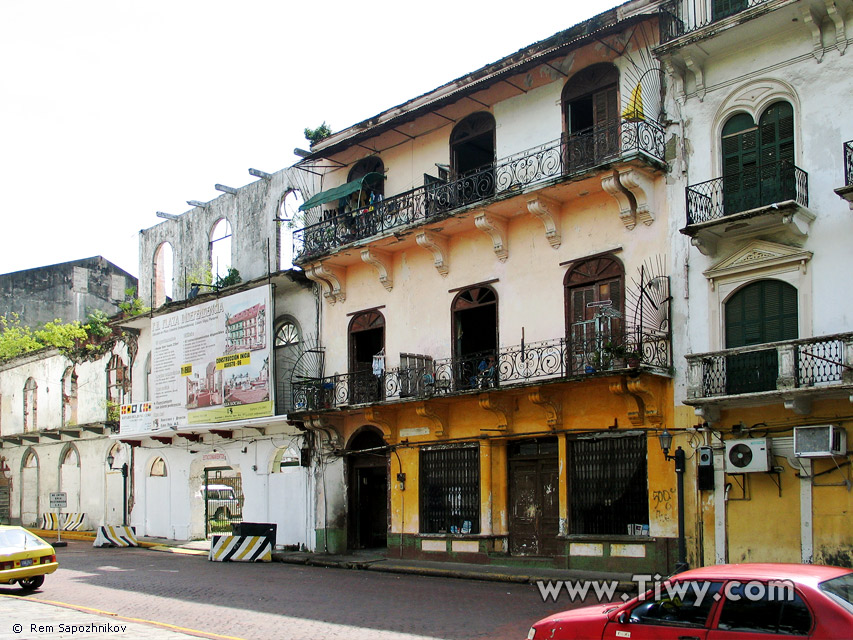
[304,122,332,146]
[0,314,41,360]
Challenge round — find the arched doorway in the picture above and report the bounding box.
[105,443,126,525]
[59,445,81,513]
[562,63,620,168]
[203,466,243,537]
[21,450,39,526]
[145,457,170,538]
[347,428,388,550]
[349,310,385,404]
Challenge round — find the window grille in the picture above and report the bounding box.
[568,434,648,535]
[420,445,480,534]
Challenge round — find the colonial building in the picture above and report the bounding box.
[658,0,853,567]
[0,329,135,528]
[288,2,681,571]
[121,165,320,547]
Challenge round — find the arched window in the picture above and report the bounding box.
[23,378,37,432]
[61,446,79,467]
[23,450,38,468]
[348,311,386,404]
[348,157,385,199]
[274,319,302,415]
[153,242,174,307]
[210,218,233,283]
[721,101,794,214]
[150,457,168,477]
[450,113,495,178]
[107,354,128,409]
[562,63,620,168]
[278,191,304,271]
[452,286,498,389]
[564,256,624,374]
[272,445,302,471]
[61,367,78,428]
[724,279,798,394]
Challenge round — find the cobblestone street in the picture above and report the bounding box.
[1,541,577,640]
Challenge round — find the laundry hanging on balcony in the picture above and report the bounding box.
[298,172,385,211]
[372,350,385,377]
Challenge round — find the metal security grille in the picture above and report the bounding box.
[204,468,244,537]
[420,446,480,534]
[569,434,648,535]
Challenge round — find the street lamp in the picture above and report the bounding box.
[659,428,688,574]
[107,453,129,526]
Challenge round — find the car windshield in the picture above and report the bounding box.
[819,573,853,613]
[0,528,43,549]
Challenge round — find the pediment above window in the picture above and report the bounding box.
[703,239,812,287]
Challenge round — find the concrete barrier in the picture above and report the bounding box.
[40,513,89,531]
[93,525,139,547]
[208,535,272,562]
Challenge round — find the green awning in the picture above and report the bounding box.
[299,172,385,211]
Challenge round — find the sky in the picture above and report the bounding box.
[1,0,621,279]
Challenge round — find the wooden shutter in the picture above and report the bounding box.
[722,117,759,213]
[725,280,798,348]
[758,102,795,203]
[713,0,748,20]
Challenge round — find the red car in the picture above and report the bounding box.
[528,563,853,639]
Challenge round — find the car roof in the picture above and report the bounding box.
[674,563,852,587]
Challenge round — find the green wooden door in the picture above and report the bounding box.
[722,113,759,214]
[725,280,798,394]
[758,102,796,205]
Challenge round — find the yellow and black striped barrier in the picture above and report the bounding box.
[93,525,139,547]
[208,535,272,562]
[40,513,89,531]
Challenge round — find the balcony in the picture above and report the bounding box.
[659,0,778,45]
[292,330,671,412]
[686,333,853,414]
[834,140,853,209]
[292,118,666,262]
[681,160,813,256]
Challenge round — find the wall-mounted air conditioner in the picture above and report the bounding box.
[725,438,772,473]
[794,425,847,458]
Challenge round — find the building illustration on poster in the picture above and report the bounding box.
[146,286,273,431]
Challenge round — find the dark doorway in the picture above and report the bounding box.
[508,438,560,556]
[347,428,388,550]
[349,311,385,404]
[452,286,498,390]
[562,63,619,170]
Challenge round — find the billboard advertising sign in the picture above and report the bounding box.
[121,285,273,436]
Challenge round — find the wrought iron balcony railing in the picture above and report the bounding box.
[685,160,808,225]
[845,140,853,186]
[659,0,775,44]
[292,330,672,412]
[293,118,665,262]
[686,334,853,400]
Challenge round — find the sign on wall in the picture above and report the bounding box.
[121,286,273,435]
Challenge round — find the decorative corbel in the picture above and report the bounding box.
[691,235,717,257]
[693,405,720,426]
[305,414,344,449]
[415,401,449,438]
[364,407,397,444]
[601,172,636,229]
[526,195,562,248]
[683,53,706,101]
[626,378,663,425]
[781,208,815,238]
[784,397,813,416]
[801,6,825,62]
[305,262,346,303]
[478,392,514,433]
[416,231,450,276]
[608,378,644,426]
[474,211,509,262]
[618,168,655,226]
[528,387,562,430]
[825,0,848,55]
[662,58,686,105]
[360,248,393,291]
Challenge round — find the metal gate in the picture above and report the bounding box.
[203,467,243,537]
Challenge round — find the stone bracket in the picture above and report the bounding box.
[626,378,663,425]
[693,405,721,426]
[608,378,644,426]
[360,248,393,291]
[601,172,636,230]
[304,414,344,449]
[416,231,450,276]
[415,401,449,438]
[478,392,514,433]
[474,211,509,262]
[691,235,717,257]
[305,262,346,304]
[618,167,655,226]
[683,53,705,101]
[528,387,562,429]
[802,6,825,62]
[526,195,561,248]
[364,407,397,444]
[662,58,686,105]
[784,396,813,416]
[825,0,848,55]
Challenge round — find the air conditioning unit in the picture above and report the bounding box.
[725,438,772,473]
[794,425,847,458]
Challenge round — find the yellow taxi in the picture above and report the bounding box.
[0,525,59,591]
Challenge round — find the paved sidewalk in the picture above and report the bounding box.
[29,528,638,591]
[0,595,235,640]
